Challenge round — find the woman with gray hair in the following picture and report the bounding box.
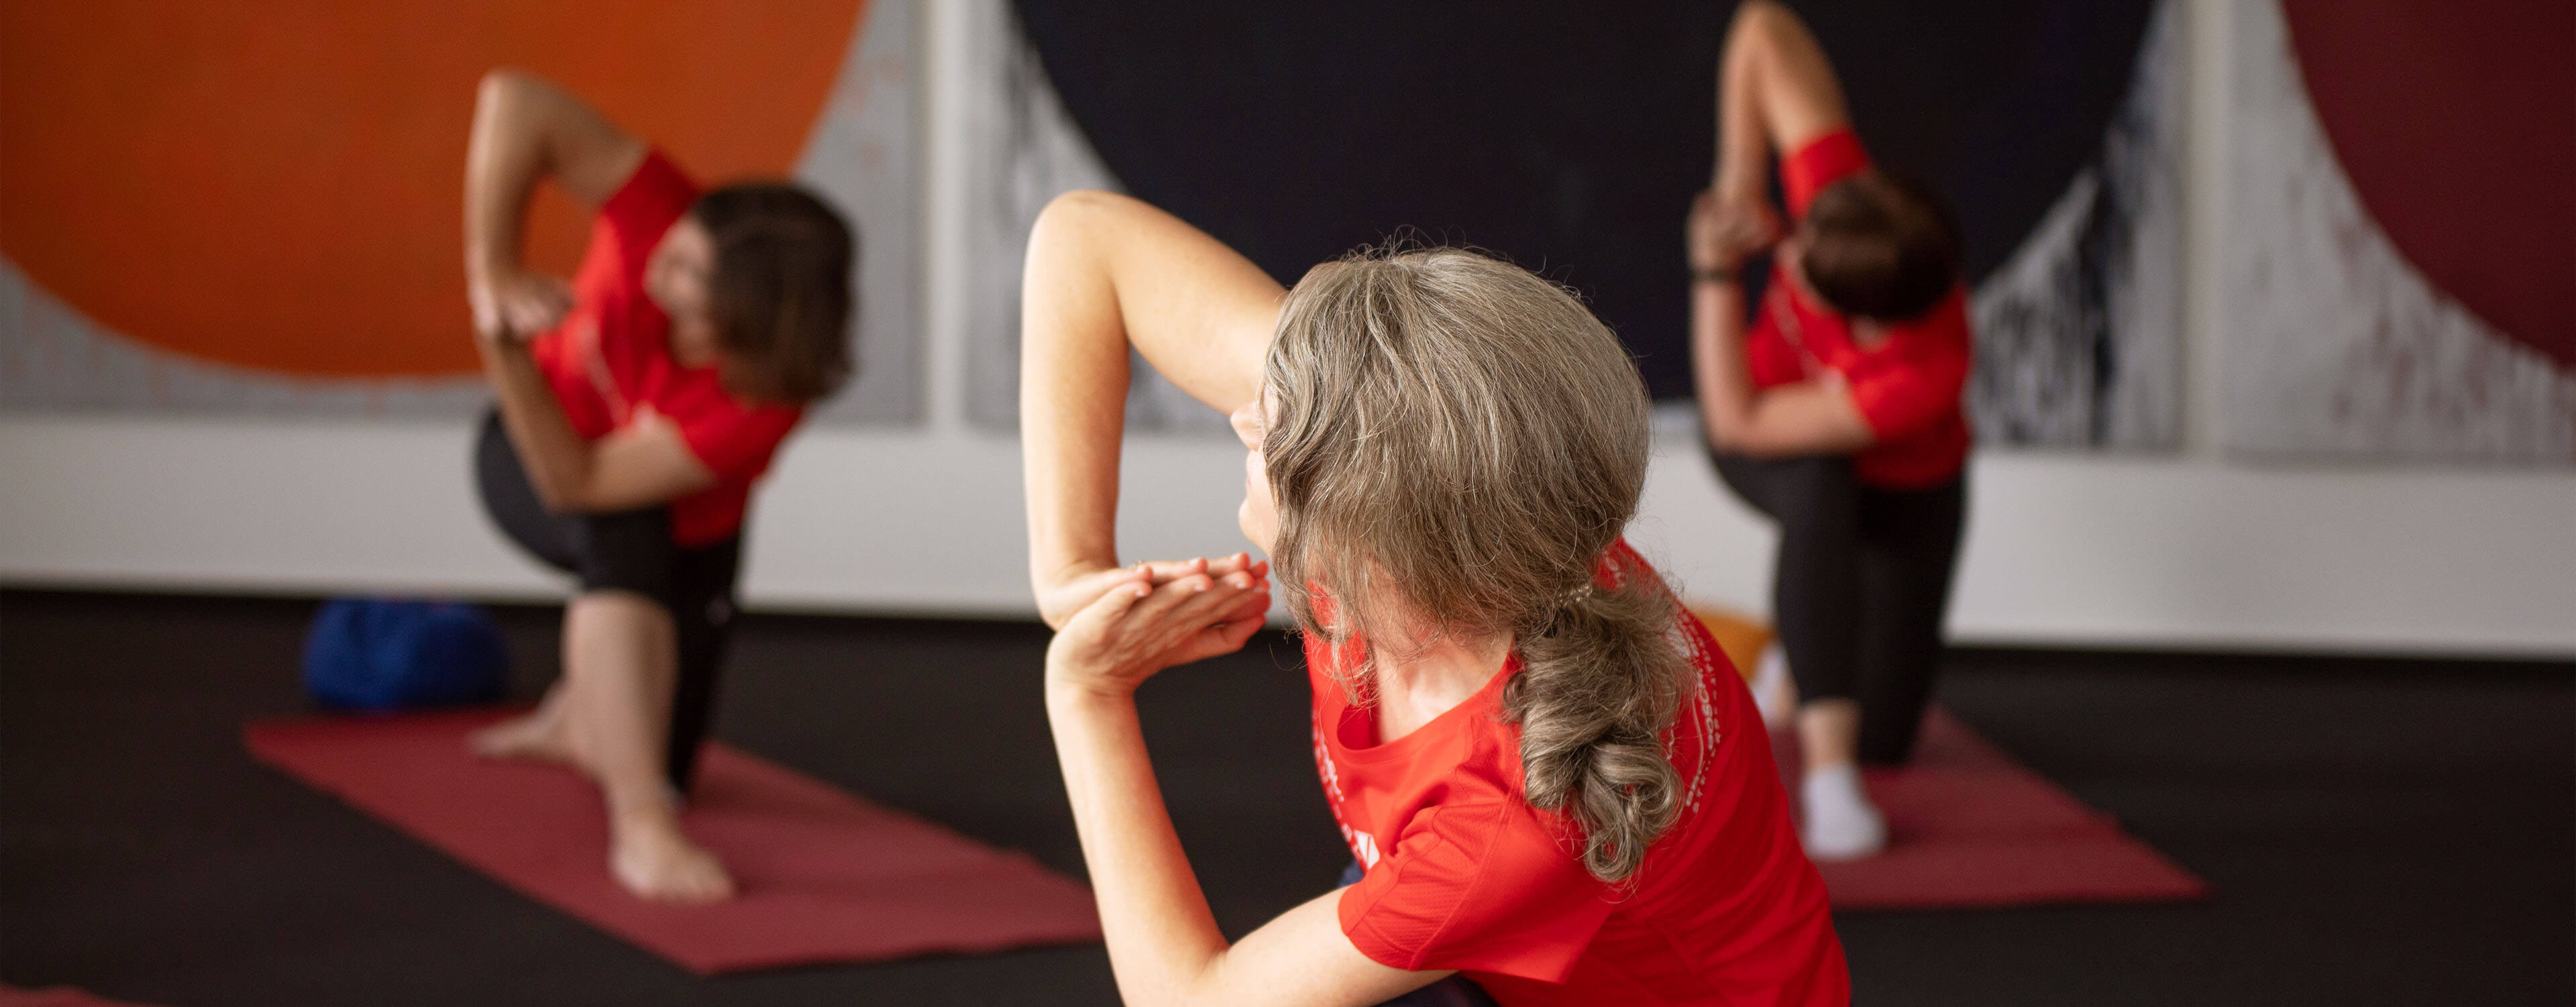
[1018,191,1848,1006]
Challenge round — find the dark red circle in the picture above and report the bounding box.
[2282,0,2576,368]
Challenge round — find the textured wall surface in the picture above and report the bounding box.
[1968,0,2185,449]
[0,0,920,425]
[979,0,2184,447]
[5,0,2573,655]
[2220,0,2576,462]
[954,2,1231,433]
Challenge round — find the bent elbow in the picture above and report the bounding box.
[476,67,538,108]
[1703,416,1797,460]
[524,466,600,515]
[1034,189,1122,232]
[1700,408,1757,454]
[1736,1,1795,42]
[527,481,578,515]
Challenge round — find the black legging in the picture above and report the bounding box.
[474,409,741,793]
[1713,453,1964,765]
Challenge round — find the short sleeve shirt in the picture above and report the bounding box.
[1313,540,1849,1006]
[1743,129,1974,489]
[527,151,804,545]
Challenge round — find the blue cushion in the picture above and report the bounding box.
[302,599,511,712]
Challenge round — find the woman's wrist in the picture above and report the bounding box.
[1692,264,1739,286]
[1045,670,1136,713]
[465,251,521,287]
[476,331,532,358]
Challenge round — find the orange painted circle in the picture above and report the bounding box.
[0,1,865,378]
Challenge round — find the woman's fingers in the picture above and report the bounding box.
[1131,557,1210,584]
[1126,571,1222,625]
[1093,555,1270,598]
[1212,611,1265,651]
[1065,567,1155,633]
[1122,572,1255,646]
[1204,552,1265,578]
[1169,607,1268,666]
[1038,564,1140,629]
[1212,584,1271,628]
[1057,564,1266,684]
[1169,578,1264,647]
[1132,553,1268,584]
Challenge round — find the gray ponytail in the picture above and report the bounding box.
[1264,242,1691,885]
[1505,578,1690,882]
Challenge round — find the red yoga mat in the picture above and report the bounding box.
[1780,708,2211,910]
[0,986,158,1007]
[244,710,1102,975]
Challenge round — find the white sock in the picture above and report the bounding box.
[1801,763,1886,861]
[1752,643,1796,731]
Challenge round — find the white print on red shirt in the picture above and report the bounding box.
[1346,826,1382,869]
[574,317,632,426]
[1311,707,1383,868]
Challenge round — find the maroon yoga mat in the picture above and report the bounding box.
[0,986,158,1007]
[244,710,1102,975]
[1780,708,2210,910]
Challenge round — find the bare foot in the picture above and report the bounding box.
[468,706,580,765]
[610,813,735,904]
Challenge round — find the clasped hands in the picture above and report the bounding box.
[1039,554,1272,702]
[469,268,575,348]
[1687,188,1783,274]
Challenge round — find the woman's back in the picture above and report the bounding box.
[1308,540,1847,1006]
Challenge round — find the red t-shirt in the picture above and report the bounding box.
[1743,129,1973,488]
[528,151,804,546]
[1314,539,1849,1006]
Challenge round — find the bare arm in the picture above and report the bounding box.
[478,344,716,512]
[1714,0,1854,203]
[1684,250,1873,457]
[1042,572,1448,1007]
[464,69,713,513]
[1696,3,1873,456]
[1019,191,1283,627]
[464,68,647,310]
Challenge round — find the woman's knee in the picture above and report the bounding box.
[1760,457,1863,540]
[1713,453,1859,523]
[574,510,683,608]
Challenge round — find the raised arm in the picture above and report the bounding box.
[1019,191,1283,627]
[464,70,714,513]
[1686,195,1874,457]
[464,67,646,338]
[1695,2,1875,457]
[1714,0,1854,204]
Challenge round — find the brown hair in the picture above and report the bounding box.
[1799,169,1962,322]
[690,182,857,404]
[1264,246,1691,883]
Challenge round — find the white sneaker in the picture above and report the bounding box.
[1801,763,1886,861]
[1752,643,1796,731]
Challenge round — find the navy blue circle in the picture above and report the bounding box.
[1015,0,2153,397]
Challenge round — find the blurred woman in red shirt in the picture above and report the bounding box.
[458,70,854,903]
[1687,2,1974,861]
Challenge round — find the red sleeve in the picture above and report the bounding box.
[1781,128,1870,219]
[597,150,701,290]
[676,403,802,483]
[1841,294,1970,441]
[1336,802,1615,983]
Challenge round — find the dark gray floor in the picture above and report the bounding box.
[4,590,2569,1006]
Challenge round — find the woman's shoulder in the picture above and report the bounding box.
[1880,288,1974,350]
